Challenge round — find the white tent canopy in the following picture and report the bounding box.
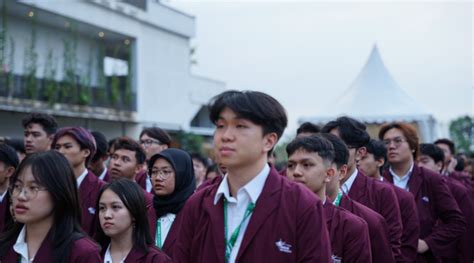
[300,45,437,141]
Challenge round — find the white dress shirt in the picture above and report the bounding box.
[0,190,7,202]
[389,162,414,191]
[98,167,108,181]
[13,226,32,263]
[213,163,270,263]
[76,169,89,188]
[156,213,176,247]
[341,169,358,194]
[146,175,152,193]
[103,244,125,263]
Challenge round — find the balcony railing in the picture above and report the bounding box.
[0,73,136,111]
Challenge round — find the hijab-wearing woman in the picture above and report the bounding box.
[149,148,196,259]
[96,179,171,263]
[0,151,102,262]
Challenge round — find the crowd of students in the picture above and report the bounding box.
[0,90,472,263]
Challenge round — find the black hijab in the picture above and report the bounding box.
[149,148,196,219]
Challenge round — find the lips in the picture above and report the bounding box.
[14,204,28,214]
[219,146,235,156]
[102,222,114,229]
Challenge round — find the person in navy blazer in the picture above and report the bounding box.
[286,135,371,263]
[0,151,102,262]
[322,133,394,263]
[96,179,171,263]
[322,117,403,261]
[360,139,420,263]
[174,90,331,263]
[52,126,105,238]
[379,123,466,262]
[0,144,19,234]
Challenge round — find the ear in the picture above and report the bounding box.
[82,149,91,161]
[135,163,144,175]
[262,132,278,153]
[376,158,385,168]
[356,147,367,161]
[338,164,348,181]
[325,166,336,183]
[435,161,443,173]
[5,166,15,179]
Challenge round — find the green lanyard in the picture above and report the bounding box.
[223,199,255,263]
[333,190,343,207]
[155,220,162,249]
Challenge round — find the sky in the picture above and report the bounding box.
[168,0,472,139]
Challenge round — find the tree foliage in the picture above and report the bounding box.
[449,115,473,154]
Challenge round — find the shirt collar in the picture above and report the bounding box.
[0,190,7,202]
[76,169,89,187]
[14,226,31,262]
[98,167,108,181]
[214,163,270,205]
[341,168,358,194]
[389,162,414,179]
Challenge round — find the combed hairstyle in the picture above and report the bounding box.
[95,179,153,254]
[286,135,335,165]
[366,139,387,161]
[0,151,87,262]
[419,143,445,164]
[321,116,370,149]
[190,152,209,168]
[22,112,58,135]
[91,131,108,162]
[434,138,456,155]
[0,144,19,168]
[320,133,349,169]
[4,138,25,155]
[112,137,146,165]
[296,122,321,135]
[139,127,172,147]
[52,127,97,166]
[378,122,420,160]
[209,90,288,140]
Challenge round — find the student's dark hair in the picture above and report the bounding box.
[0,144,19,168]
[21,112,58,135]
[0,151,88,262]
[286,135,335,164]
[190,152,209,168]
[454,155,465,172]
[366,139,387,161]
[419,143,445,164]
[296,122,321,135]
[320,133,349,169]
[379,122,420,160]
[112,137,146,165]
[434,138,455,155]
[91,131,108,162]
[209,90,288,139]
[95,179,153,254]
[52,127,97,165]
[205,163,222,179]
[139,127,172,147]
[321,116,370,149]
[4,138,25,155]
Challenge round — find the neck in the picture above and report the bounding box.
[110,229,134,258]
[341,166,356,185]
[73,164,87,179]
[391,160,413,178]
[0,182,8,195]
[25,216,53,256]
[226,157,266,197]
[316,188,326,203]
[372,171,382,180]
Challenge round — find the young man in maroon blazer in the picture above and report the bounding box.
[322,116,403,261]
[379,123,466,263]
[322,133,394,263]
[286,135,371,262]
[360,139,420,263]
[434,138,473,190]
[89,131,111,182]
[417,143,473,263]
[53,126,105,238]
[0,144,19,234]
[174,90,332,263]
[22,112,58,156]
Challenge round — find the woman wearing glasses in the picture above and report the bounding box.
[96,179,171,262]
[379,122,466,263]
[0,151,101,262]
[148,148,196,259]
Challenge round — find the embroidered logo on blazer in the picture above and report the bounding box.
[88,207,96,214]
[422,196,429,203]
[332,255,342,263]
[275,239,292,254]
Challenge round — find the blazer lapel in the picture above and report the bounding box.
[124,247,146,262]
[382,169,394,183]
[236,169,281,260]
[408,165,423,199]
[348,172,365,201]
[202,188,226,263]
[162,213,181,252]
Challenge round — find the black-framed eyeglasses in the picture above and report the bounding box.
[10,183,48,199]
[140,138,162,147]
[383,137,407,147]
[150,169,173,180]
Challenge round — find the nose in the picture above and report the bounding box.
[24,134,32,142]
[220,127,234,142]
[292,164,304,178]
[103,208,112,219]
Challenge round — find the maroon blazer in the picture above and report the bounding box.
[101,245,171,263]
[174,167,332,263]
[383,165,466,262]
[340,193,394,263]
[444,176,474,263]
[79,170,106,238]
[324,201,372,262]
[102,169,112,183]
[347,171,403,261]
[1,235,102,262]
[149,211,183,259]
[0,192,13,234]
[382,180,420,263]
[135,170,149,192]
